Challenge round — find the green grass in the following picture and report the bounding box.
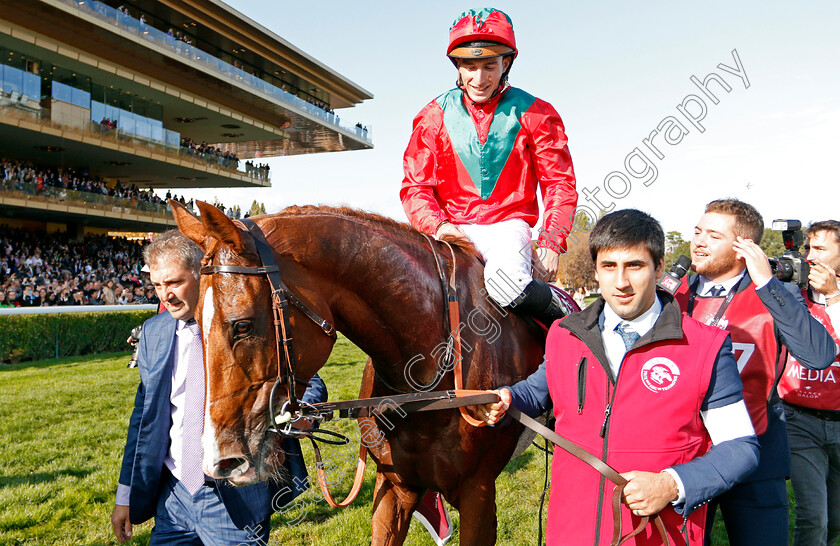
[0,336,794,544]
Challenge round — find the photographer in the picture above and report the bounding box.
[777,220,840,546]
[675,199,836,545]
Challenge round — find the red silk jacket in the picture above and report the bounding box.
[400,86,577,253]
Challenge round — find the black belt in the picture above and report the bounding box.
[785,402,840,422]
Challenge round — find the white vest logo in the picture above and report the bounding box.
[641,357,681,393]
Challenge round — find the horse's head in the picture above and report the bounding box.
[171,200,336,485]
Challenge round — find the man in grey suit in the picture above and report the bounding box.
[111,230,326,544]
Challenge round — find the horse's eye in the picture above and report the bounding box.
[232,320,253,339]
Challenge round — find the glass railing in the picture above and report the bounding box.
[0,178,172,218]
[58,0,372,145]
[1,65,41,100]
[90,99,179,148]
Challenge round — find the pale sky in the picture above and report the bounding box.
[166,1,840,239]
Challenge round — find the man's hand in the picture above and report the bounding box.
[111,504,133,543]
[620,471,679,516]
[533,248,560,281]
[435,222,471,245]
[809,260,840,299]
[733,237,773,287]
[483,388,511,425]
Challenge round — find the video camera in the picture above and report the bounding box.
[768,219,810,289]
[127,324,142,368]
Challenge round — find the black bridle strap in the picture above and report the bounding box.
[199,218,336,425]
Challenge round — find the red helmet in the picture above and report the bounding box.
[447,8,517,60]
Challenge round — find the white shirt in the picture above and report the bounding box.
[599,297,662,379]
[163,319,199,481]
[116,319,199,506]
[695,270,747,297]
[815,291,840,333]
[598,297,754,505]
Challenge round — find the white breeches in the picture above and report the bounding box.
[459,219,534,307]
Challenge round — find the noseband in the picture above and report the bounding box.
[199,218,336,437]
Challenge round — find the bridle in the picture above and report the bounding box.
[196,220,670,545]
[199,218,337,438]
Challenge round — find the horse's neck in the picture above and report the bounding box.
[280,214,543,388]
[281,216,443,364]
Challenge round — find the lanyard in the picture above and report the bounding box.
[687,276,747,327]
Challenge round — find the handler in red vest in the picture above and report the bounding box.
[777,220,840,546]
[400,7,577,326]
[486,209,759,545]
[676,199,836,545]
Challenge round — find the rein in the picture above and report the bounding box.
[200,223,669,544]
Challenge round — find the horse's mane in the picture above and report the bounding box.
[274,205,481,257]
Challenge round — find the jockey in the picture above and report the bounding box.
[401,7,578,325]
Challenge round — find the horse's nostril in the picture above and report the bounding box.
[219,459,232,469]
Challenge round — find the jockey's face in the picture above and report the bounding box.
[457,56,510,103]
[150,260,200,321]
[595,243,663,321]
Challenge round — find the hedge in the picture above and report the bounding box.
[0,310,157,363]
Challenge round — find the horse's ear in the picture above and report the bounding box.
[170,199,208,249]
[195,200,246,254]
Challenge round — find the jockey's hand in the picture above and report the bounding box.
[483,388,511,425]
[435,222,471,245]
[620,471,679,516]
[533,247,560,281]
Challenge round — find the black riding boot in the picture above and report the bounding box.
[511,279,568,327]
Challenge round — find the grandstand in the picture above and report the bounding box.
[0,0,373,236]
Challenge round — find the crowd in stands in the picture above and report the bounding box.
[179,137,241,171]
[111,2,335,118]
[0,226,156,308]
[99,117,118,130]
[0,159,193,212]
[244,160,269,181]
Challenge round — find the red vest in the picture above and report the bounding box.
[777,292,840,410]
[675,281,783,435]
[544,316,727,545]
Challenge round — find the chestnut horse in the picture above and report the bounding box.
[172,200,557,545]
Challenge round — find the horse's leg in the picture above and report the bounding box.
[447,477,497,546]
[371,471,424,546]
[359,360,423,545]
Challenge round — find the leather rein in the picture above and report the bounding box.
[199,221,668,545]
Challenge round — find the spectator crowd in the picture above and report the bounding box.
[0,225,157,308]
[0,158,193,211]
[179,137,240,170]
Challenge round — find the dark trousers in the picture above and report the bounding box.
[150,473,271,546]
[703,477,789,546]
[785,403,840,546]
